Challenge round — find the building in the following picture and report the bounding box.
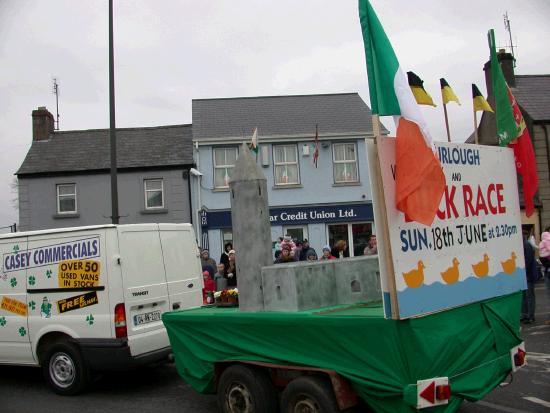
[16,107,195,231]
[190,93,387,260]
[468,51,550,237]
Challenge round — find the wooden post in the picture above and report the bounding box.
[369,115,399,319]
[443,103,451,142]
[473,109,479,144]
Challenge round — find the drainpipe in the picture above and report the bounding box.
[194,141,202,244]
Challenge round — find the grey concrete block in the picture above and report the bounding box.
[262,257,381,312]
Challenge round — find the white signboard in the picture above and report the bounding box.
[376,138,526,319]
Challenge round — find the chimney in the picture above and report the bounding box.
[32,106,55,141]
[483,49,516,96]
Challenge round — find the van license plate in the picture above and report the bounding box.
[134,310,161,325]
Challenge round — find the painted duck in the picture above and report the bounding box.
[501,252,517,275]
[441,257,460,285]
[402,260,425,288]
[472,254,490,277]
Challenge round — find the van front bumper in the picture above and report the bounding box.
[75,338,171,371]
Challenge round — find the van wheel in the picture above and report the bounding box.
[281,376,339,413]
[217,364,278,413]
[42,341,89,395]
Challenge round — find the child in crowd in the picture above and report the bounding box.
[202,271,215,304]
[306,249,318,261]
[214,263,228,292]
[319,245,336,261]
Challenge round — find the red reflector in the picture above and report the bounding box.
[514,348,526,367]
[419,381,435,404]
[436,384,451,400]
[114,303,127,338]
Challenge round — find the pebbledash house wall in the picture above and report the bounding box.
[192,137,374,261]
[18,169,191,231]
[533,124,550,229]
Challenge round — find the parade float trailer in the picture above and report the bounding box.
[163,141,527,413]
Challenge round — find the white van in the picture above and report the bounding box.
[0,223,203,394]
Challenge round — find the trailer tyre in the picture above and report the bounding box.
[42,341,90,395]
[217,364,278,413]
[281,376,339,413]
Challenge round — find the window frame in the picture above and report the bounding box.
[213,147,239,189]
[56,183,77,214]
[273,144,300,186]
[332,142,359,184]
[144,178,165,209]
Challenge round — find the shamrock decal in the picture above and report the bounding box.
[86,315,94,325]
[28,300,36,311]
[0,316,6,327]
[10,277,17,288]
[46,270,52,279]
[19,326,26,337]
[12,245,19,253]
[28,275,36,286]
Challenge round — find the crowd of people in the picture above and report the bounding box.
[273,234,377,263]
[199,234,378,301]
[201,242,237,302]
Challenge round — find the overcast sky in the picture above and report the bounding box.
[1,0,549,228]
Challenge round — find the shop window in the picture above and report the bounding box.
[327,222,373,257]
[274,145,300,185]
[333,143,358,183]
[214,147,238,188]
[144,179,164,209]
[56,183,77,214]
[282,225,308,242]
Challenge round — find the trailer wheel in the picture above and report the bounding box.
[41,341,90,395]
[217,364,278,413]
[281,376,339,413]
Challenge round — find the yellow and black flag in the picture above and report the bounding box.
[440,78,460,105]
[407,71,436,107]
[472,84,493,112]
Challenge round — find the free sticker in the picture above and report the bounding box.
[1,296,28,316]
[58,260,101,288]
[57,292,98,314]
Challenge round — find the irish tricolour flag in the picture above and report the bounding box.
[359,0,445,226]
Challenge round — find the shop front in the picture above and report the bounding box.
[200,202,374,260]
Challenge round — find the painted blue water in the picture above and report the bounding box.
[397,268,527,318]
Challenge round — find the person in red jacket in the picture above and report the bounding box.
[202,271,215,304]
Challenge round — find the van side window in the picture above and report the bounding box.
[56,183,77,213]
[144,179,164,209]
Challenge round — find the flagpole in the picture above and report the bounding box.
[473,108,479,145]
[370,114,399,319]
[442,102,451,142]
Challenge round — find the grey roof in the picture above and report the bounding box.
[17,124,193,176]
[514,75,550,122]
[192,93,386,140]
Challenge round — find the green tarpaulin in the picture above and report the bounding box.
[163,292,522,412]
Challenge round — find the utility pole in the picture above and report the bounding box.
[109,0,120,224]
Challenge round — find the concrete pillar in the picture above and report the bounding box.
[229,144,272,311]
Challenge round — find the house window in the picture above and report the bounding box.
[214,147,238,188]
[333,143,358,183]
[144,179,164,209]
[56,184,77,214]
[274,145,299,185]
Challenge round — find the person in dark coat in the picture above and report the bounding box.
[225,249,237,287]
[521,229,537,324]
[331,240,349,259]
[298,239,315,261]
[220,242,233,271]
